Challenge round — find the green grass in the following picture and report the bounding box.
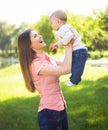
[0,64,108,130]
[88,50,108,59]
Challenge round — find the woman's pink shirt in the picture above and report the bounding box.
[30,53,66,112]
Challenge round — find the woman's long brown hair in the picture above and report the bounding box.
[17,29,35,92]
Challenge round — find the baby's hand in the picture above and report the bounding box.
[49,44,58,51]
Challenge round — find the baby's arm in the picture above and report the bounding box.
[56,27,75,47]
[61,31,74,46]
[39,42,73,76]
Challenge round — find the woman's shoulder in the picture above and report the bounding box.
[31,58,42,68]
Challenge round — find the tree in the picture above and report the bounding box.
[11,22,30,56]
[90,29,106,57]
[0,21,11,55]
[67,9,108,54]
[98,6,108,31]
[92,7,108,51]
[81,16,97,50]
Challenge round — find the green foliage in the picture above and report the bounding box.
[11,22,32,55]
[81,16,97,49]
[67,11,85,35]
[0,21,11,54]
[67,8,108,54]
[0,21,31,57]
[0,7,108,57]
[97,6,108,31]
[0,64,108,130]
[89,29,105,57]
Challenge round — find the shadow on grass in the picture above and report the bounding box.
[0,75,108,130]
[61,75,108,130]
[0,96,40,130]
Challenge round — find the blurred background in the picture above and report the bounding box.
[0,0,108,67]
[0,0,108,130]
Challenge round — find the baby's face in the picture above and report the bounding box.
[49,18,60,31]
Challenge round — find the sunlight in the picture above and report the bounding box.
[0,0,107,26]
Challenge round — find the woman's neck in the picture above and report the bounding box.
[34,49,45,54]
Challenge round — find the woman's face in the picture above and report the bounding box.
[30,31,46,51]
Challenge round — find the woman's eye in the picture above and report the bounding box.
[34,34,37,38]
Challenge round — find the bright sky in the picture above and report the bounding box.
[0,0,108,26]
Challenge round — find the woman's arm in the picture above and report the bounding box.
[55,59,63,65]
[38,43,72,76]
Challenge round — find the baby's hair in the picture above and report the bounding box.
[49,9,67,23]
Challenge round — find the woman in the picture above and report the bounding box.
[17,29,72,130]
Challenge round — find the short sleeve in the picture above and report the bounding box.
[30,60,45,81]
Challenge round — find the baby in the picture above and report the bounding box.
[49,9,88,87]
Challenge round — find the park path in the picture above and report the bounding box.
[86,59,108,66]
[15,59,108,80]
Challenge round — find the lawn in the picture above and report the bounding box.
[0,63,108,130]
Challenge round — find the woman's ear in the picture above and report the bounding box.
[31,44,33,49]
